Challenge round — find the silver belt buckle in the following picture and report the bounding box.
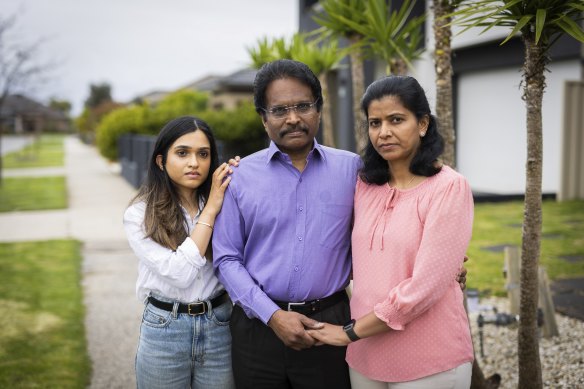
[187,301,206,315]
[287,301,306,311]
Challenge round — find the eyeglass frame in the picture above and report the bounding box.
[259,98,320,119]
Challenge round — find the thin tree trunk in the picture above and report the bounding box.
[319,72,336,148]
[348,35,367,154]
[433,0,456,167]
[518,34,545,389]
[390,58,409,76]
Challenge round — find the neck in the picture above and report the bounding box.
[279,144,313,172]
[178,189,197,211]
[388,162,415,189]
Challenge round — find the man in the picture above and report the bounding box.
[213,59,356,388]
[213,59,466,388]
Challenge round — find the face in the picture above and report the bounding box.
[262,78,320,157]
[367,95,428,167]
[156,130,211,199]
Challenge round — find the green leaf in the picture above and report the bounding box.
[535,9,546,44]
[501,14,532,45]
[556,16,584,43]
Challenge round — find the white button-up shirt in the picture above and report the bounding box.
[123,201,223,303]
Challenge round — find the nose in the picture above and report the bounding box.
[380,123,393,138]
[188,154,199,168]
[285,108,301,124]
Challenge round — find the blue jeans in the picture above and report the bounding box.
[135,295,235,389]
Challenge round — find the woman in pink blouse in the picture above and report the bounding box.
[308,76,474,388]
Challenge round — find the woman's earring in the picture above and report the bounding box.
[159,164,164,171]
[420,132,426,137]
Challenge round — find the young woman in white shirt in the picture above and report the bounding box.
[123,116,236,388]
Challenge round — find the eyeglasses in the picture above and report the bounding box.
[261,99,319,119]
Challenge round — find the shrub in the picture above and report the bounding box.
[95,104,150,160]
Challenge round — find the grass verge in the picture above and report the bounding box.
[468,200,584,295]
[3,134,65,168]
[0,176,67,212]
[0,240,91,388]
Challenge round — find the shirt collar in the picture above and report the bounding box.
[265,139,327,164]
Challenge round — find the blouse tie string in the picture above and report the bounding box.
[369,187,399,250]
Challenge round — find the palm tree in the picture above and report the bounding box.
[451,2,584,388]
[247,34,346,148]
[314,0,427,152]
[313,0,368,152]
[433,0,464,167]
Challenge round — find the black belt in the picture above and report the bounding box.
[147,291,229,316]
[274,290,347,315]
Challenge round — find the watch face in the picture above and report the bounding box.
[343,319,355,331]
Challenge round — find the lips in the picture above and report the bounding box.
[378,143,398,150]
[185,171,201,178]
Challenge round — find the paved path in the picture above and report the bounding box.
[0,136,142,388]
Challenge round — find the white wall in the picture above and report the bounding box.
[457,60,581,194]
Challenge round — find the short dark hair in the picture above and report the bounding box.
[253,59,323,119]
[359,76,444,185]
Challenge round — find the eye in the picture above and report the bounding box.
[270,106,289,117]
[198,151,209,158]
[368,120,381,128]
[177,150,188,157]
[391,116,404,124]
[295,103,312,113]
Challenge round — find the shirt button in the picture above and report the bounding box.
[299,207,303,211]
[294,266,299,272]
[298,236,303,241]
[299,178,303,183]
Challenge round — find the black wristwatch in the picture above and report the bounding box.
[342,319,360,342]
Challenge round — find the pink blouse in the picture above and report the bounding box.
[346,166,475,382]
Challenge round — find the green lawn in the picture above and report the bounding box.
[2,134,65,168]
[0,240,91,388]
[468,200,584,296]
[0,176,67,212]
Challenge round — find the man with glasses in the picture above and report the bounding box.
[213,59,357,388]
[213,60,466,388]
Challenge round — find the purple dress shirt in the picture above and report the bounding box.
[213,140,361,324]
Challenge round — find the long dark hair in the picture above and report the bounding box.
[359,76,444,185]
[132,116,219,250]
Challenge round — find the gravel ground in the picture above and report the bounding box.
[469,298,584,388]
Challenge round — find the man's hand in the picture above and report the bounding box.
[457,255,469,290]
[267,310,323,351]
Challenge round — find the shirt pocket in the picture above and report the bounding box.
[319,204,353,250]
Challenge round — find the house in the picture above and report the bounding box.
[181,68,257,110]
[0,94,71,134]
[298,0,584,200]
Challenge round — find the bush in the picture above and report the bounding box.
[95,104,150,160]
[95,90,267,161]
[201,101,267,157]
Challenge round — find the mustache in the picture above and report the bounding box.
[279,125,309,137]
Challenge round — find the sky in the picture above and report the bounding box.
[2,0,298,115]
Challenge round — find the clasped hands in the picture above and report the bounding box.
[268,259,469,350]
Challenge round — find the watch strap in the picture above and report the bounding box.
[343,319,360,342]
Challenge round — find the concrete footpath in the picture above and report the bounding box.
[0,136,142,388]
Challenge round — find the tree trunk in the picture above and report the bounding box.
[518,34,545,389]
[433,0,456,167]
[348,35,367,154]
[390,58,409,76]
[319,72,336,148]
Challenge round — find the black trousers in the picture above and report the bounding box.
[230,297,352,389]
